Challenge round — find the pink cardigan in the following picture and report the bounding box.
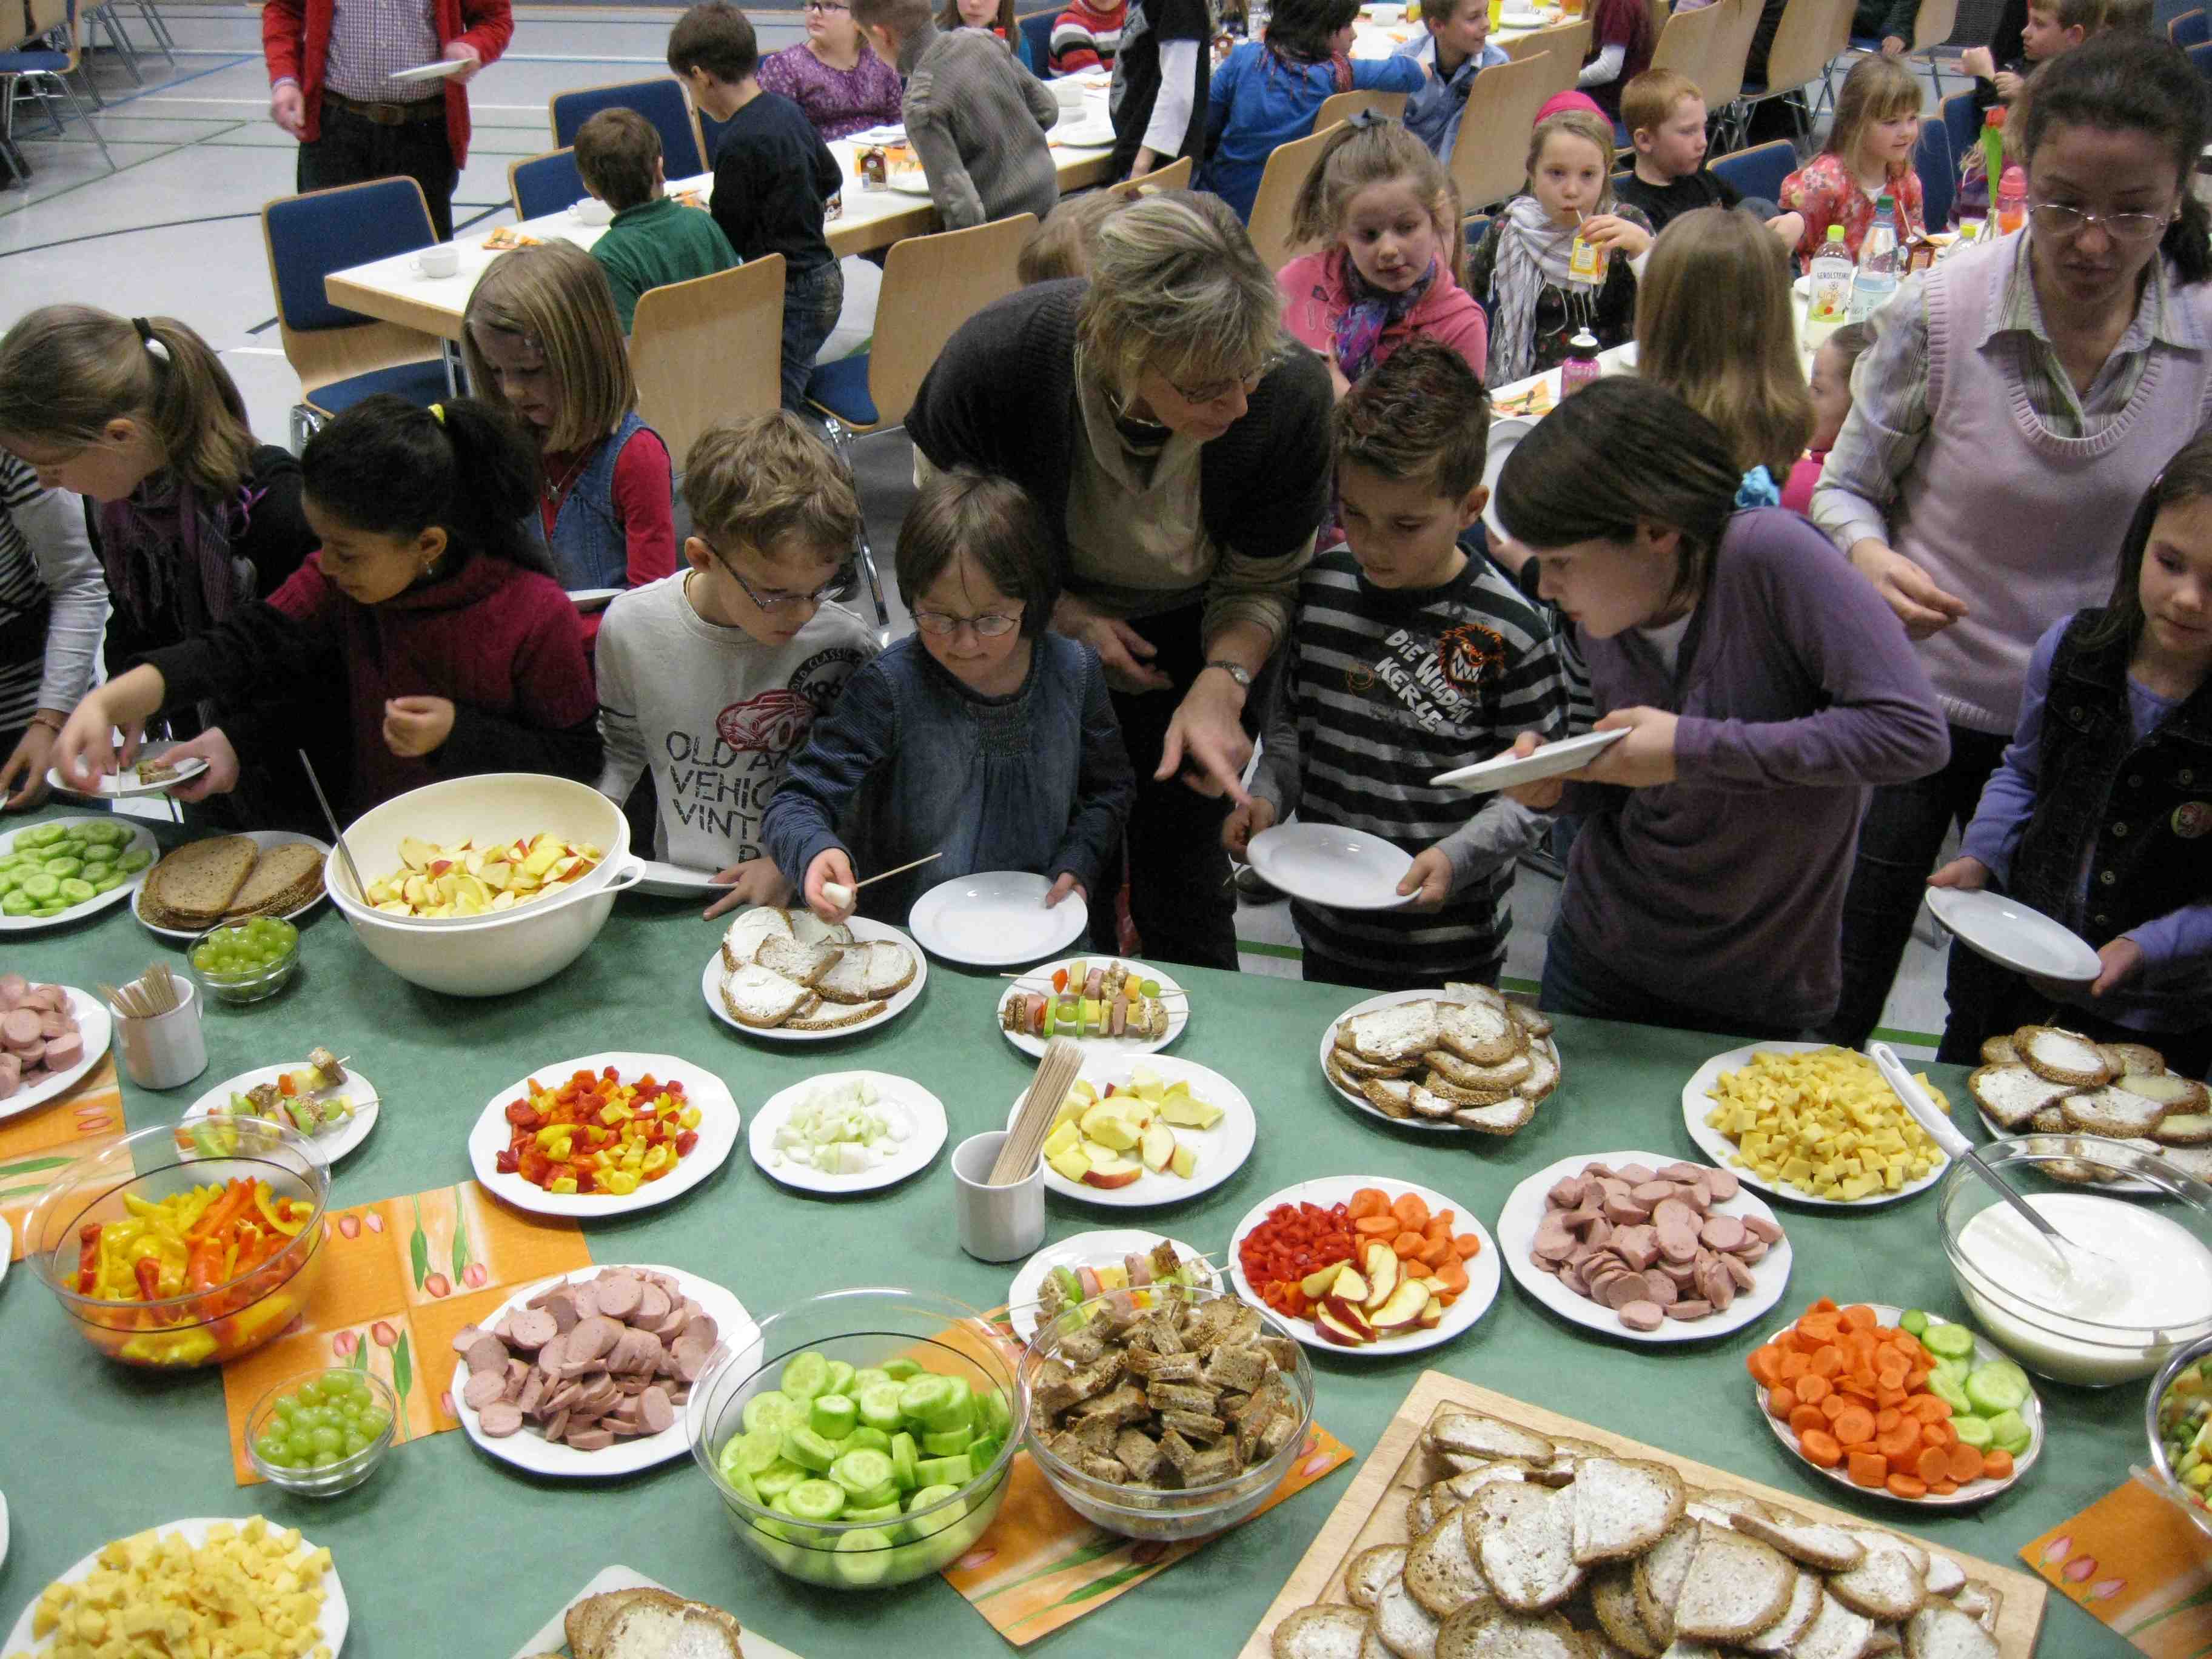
[1277,247,1488,383]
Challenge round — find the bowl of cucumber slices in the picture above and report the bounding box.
[685,1287,1022,1589]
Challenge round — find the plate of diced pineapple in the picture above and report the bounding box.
[1006,1055,1255,1208]
[1681,1040,1951,1207]
[360,831,605,918]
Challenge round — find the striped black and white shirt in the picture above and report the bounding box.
[1252,539,1571,982]
[0,454,106,739]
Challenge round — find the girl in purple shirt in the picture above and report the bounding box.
[757,0,903,141]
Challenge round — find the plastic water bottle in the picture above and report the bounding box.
[1848,194,1900,324]
[1560,330,1601,395]
[1808,223,1854,326]
[1996,165,2028,238]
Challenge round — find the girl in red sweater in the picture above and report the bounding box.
[53,395,600,819]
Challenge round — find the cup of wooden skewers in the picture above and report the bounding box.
[106,962,207,1090]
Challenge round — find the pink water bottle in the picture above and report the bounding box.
[1561,330,1601,395]
[1996,166,2028,238]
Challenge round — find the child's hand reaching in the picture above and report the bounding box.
[1577,214,1652,261]
[1396,846,1453,910]
[1991,69,2023,100]
[1221,796,1277,859]
[1960,45,1996,78]
[704,856,793,920]
[158,729,241,803]
[383,695,455,759]
[1045,872,1088,908]
[52,672,161,792]
[2091,936,2143,998]
[1927,855,1991,891]
[804,847,859,922]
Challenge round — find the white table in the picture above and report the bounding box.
[1486,287,1820,412]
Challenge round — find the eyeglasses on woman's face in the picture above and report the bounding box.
[2028,196,2176,244]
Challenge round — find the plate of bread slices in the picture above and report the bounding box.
[701,904,926,1041]
[1318,984,1561,1135]
[135,830,329,940]
[1968,1024,2211,1193]
[513,1565,798,1659]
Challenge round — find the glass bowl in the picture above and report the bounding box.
[245,1367,398,1496]
[2146,1332,2212,1542]
[1021,1284,1315,1541]
[189,919,300,1004]
[25,1118,329,1369]
[1937,1134,2212,1388]
[685,1287,1021,1589]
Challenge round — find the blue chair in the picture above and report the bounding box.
[261,176,452,451]
[1914,117,1953,230]
[1710,138,1795,208]
[1940,89,1977,170]
[0,0,113,170]
[1464,212,1494,253]
[1018,8,1056,72]
[2171,7,2209,47]
[509,147,587,221]
[549,79,706,179]
[2190,36,2212,77]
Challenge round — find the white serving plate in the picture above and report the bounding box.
[908,870,1088,965]
[135,829,331,939]
[1050,118,1117,148]
[1007,1052,1255,1210]
[1005,1227,1223,1342]
[1430,728,1626,793]
[888,174,934,196]
[1681,1039,1949,1208]
[1245,823,1414,911]
[995,956,1187,1058]
[3,1517,347,1657]
[1316,988,1560,1134]
[748,1070,947,1194]
[1925,886,2102,983]
[468,1053,739,1218]
[1481,415,1536,542]
[1968,1105,2163,1197]
[453,1264,750,1480]
[47,747,207,799]
[700,916,928,1042]
[568,586,623,612]
[1226,1174,1501,1356]
[0,987,110,1124]
[632,859,725,897]
[389,55,471,80]
[181,1062,381,1168]
[511,1565,805,1659]
[1752,1302,2042,1509]
[0,816,159,933]
[1496,1149,1794,1345]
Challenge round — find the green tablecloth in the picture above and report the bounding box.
[0,829,2144,1658]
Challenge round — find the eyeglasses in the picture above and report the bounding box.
[702,535,850,611]
[913,609,1020,637]
[2029,198,2175,244]
[1165,366,1269,406]
[804,2,850,13]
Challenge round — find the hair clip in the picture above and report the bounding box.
[1346,107,1390,130]
[130,317,171,363]
[428,403,446,424]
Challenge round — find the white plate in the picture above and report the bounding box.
[1681,1040,1948,1208]
[388,55,472,80]
[1245,823,1413,911]
[1315,988,1560,1134]
[1007,1053,1255,1209]
[1925,886,2102,984]
[1430,728,1626,793]
[511,1566,805,1659]
[181,1062,381,1168]
[1005,1228,1224,1342]
[1752,1302,2042,1508]
[748,1070,948,1193]
[468,1053,740,1218]
[1481,415,1536,541]
[1051,119,1117,148]
[1226,1175,1502,1355]
[1967,1106,2163,1196]
[1794,273,1814,298]
[908,870,1088,966]
[568,587,623,612]
[0,816,159,933]
[1498,7,1553,22]
[633,859,724,897]
[0,987,110,1124]
[995,957,1188,1058]
[452,1264,751,1480]
[134,829,332,940]
[46,748,207,799]
[699,916,929,1042]
[3,1517,347,1657]
[1496,1149,1794,1344]
[888,174,934,196]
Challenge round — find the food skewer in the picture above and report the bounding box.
[819,850,943,911]
[991,1036,1083,1185]
[997,970,1188,1000]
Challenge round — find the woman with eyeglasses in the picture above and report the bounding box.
[1809,30,2212,1050]
[903,190,1332,970]
[757,0,904,142]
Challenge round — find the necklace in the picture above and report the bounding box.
[542,448,591,504]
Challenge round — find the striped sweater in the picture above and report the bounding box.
[1252,540,1571,984]
[0,455,106,739]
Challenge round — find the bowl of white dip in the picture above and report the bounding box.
[1939,1136,2212,1387]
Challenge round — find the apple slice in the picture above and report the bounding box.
[1329,1264,1369,1307]
[1041,1121,1081,1159]
[1299,1264,1342,1300]
[1168,1142,1197,1179]
[1047,1144,1092,1184]
[1315,1307,1368,1346]
[1416,1303,1444,1329]
[1361,1242,1399,1314]
[1368,1278,1432,1333]
[1139,1124,1174,1172]
[1081,1151,1144,1189]
[1322,1298,1376,1341]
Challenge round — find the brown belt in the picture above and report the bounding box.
[323,87,446,126]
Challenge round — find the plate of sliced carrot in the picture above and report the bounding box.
[1747,1298,2043,1508]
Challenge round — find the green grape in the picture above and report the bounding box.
[297,1378,325,1403]
[272,1395,298,1420]
[310,1452,342,1470]
[286,1430,317,1461]
[255,1433,290,1462]
[311,1426,343,1453]
[342,1433,369,1458]
[358,1408,392,1438]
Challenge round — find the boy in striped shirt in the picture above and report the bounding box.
[1225,342,1570,991]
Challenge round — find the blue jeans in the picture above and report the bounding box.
[1539,916,1806,1041]
[780,260,844,415]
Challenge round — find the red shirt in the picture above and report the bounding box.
[262,0,513,166]
[537,427,677,650]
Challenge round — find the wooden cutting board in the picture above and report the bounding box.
[1236,1370,2049,1657]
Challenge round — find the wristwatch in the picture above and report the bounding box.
[1204,660,1253,690]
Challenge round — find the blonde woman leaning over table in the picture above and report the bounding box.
[903,190,1333,970]
[1809,32,2212,1051]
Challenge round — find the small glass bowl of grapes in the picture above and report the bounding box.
[190,916,301,1005]
[244,1366,398,1496]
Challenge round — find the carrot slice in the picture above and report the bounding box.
[1353,1215,1399,1238]
[1885,1473,1929,1500]
[1875,1423,1923,1461]
[1929,1479,1960,1495]
[1779,1352,1811,1382]
[1796,1374,1832,1406]
[1799,1428,1843,1467]
[1418,1236,1452,1269]
[1391,1193,1430,1232]
[1426,1209,1454,1234]
[1831,1404,1876,1447]
[1875,1383,1908,1410]
[1811,1346,1846,1378]
[1748,1346,1785,1388]
[1983,1448,2014,1481]
[1907,1395,1952,1423]
[1847,1451,1888,1487]
[1347,1188,1389,1221]
[1948,1442,1985,1483]
[1840,1304,1879,1332]
[1433,1256,1469,1296]
[1915,1446,1951,1485]
[1452,1234,1482,1259]
[1922,1420,1954,1450]
[1874,1407,1902,1434]
[1789,1406,1828,1437]
[1809,1296,1840,1315]
[1769,1384,1800,1421]
[1392,1232,1426,1260]
[1797,1315,1841,1348]
[1820,1393,1848,1421]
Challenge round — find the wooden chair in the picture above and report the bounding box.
[1701,0,1761,118]
[1644,0,1672,64]
[1724,0,1848,148]
[1310,88,1409,132]
[630,255,786,470]
[1246,123,1343,269]
[1501,16,1591,64]
[1,0,113,169]
[1106,154,1194,195]
[1647,0,1731,96]
[1902,0,1960,94]
[2173,6,2210,47]
[1448,52,1561,212]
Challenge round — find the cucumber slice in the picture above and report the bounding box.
[831,1447,896,1496]
[1922,1321,1976,1361]
[79,821,125,844]
[21,873,58,900]
[57,879,94,905]
[116,849,153,874]
[1899,1309,1929,1337]
[782,1351,831,1401]
[786,1479,848,1521]
[901,1374,971,1432]
[725,1464,763,1506]
[742,1390,800,1437]
[1985,1409,2033,1456]
[842,1500,903,1527]
[35,902,65,917]
[832,1529,895,1586]
[879,1358,920,1381]
[1965,1359,2029,1415]
[1951,1414,1994,1449]
[845,1479,900,1511]
[721,1428,782,1476]
[922,1424,974,1457]
[1,893,35,917]
[0,873,18,897]
[809,1393,858,1439]
[79,860,112,883]
[903,1483,965,1539]
[41,857,81,879]
[782,1426,840,1473]
[980,1386,1013,1439]
[17,825,62,847]
[823,1359,856,1396]
[752,1460,807,1499]
[916,1452,971,1489]
[843,1426,891,1455]
[857,1380,905,1433]
[851,1366,893,1392]
[1926,1371,1972,1415]
[970,1433,1004,1472]
[890,1430,919,1490]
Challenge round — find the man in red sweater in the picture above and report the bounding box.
[264,0,514,240]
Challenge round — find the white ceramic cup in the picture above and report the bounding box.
[412,244,461,278]
[1053,78,1087,108]
[952,1130,1046,1263]
[572,197,614,226]
[116,978,207,1091]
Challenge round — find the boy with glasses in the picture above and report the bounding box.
[595,412,879,916]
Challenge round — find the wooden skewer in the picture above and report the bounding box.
[997,973,1189,1001]
[991,1036,1083,1185]
[849,851,942,892]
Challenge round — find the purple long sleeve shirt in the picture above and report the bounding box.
[1557,508,1951,1028]
[1959,614,2212,1030]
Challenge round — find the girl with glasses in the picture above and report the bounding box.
[757,0,904,142]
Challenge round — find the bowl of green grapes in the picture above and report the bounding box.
[245,1367,398,1495]
[190,916,300,1004]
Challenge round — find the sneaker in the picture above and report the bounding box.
[1233,863,1282,900]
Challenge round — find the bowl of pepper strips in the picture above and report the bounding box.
[26,1117,329,1367]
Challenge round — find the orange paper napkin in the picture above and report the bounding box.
[2022,1474,2212,1655]
[0,1054,128,1261]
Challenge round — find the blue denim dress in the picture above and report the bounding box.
[537,412,654,591]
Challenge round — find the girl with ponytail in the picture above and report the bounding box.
[52,395,600,817]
